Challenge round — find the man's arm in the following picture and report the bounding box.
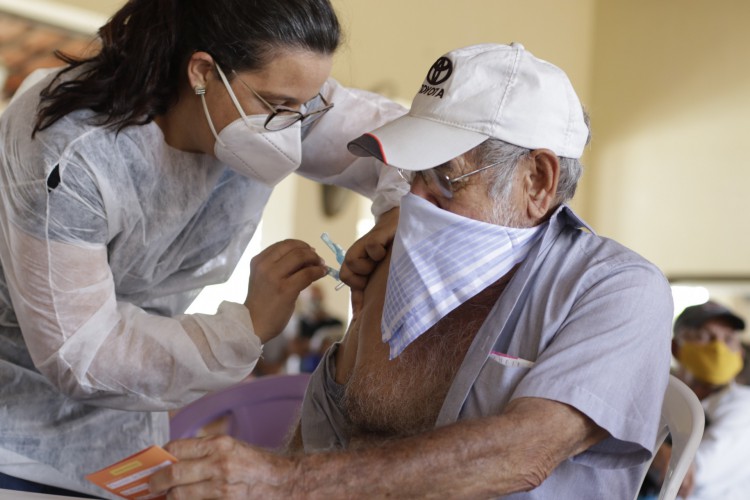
[151,395,607,498]
[151,246,610,497]
[298,396,607,498]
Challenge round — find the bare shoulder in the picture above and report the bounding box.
[334,254,391,385]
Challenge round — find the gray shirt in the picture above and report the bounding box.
[301,204,674,500]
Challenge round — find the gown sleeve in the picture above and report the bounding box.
[0,122,262,411]
[296,78,409,217]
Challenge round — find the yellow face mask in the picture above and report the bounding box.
[678,340,744,385]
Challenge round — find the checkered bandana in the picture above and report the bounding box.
[381,193,544,359]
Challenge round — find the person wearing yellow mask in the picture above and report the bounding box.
[641,300,750,500]
[674,302,746,392]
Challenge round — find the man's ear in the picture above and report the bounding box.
[187,51,216,92]
[521,149,560,220]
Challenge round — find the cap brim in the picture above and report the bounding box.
[347,114,488,171]
[719,313,746,331]
[675,308,746,332]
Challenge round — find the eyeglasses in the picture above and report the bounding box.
[232,71,334,131]
[396,160,503,199]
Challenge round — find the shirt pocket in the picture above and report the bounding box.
[459,351,535,419]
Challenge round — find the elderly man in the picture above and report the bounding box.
[150,43,673,499]
[643,301,750,500]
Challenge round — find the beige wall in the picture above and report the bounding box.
[49,0,120,17]
[588,0,750,277]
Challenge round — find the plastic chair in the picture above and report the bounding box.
[636,374,705,500]
[169,373,311,449]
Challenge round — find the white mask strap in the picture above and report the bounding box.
[196,88,225,147]
[215,63,250,121]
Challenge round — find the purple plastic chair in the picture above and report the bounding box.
[169,373,311,449]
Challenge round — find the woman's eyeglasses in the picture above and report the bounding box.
[233,71,334,131]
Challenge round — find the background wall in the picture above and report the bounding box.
[2,0,748,323]
[585,0,750,321]
[589,0,750,276]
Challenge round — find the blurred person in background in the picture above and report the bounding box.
[294,284,344,372]
[253,284,344,376]
[642,301,750,500]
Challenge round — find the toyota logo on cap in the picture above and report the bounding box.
[426,57,453,85]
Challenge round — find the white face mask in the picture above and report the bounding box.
[198,64,302,186]
[381,193,545,359]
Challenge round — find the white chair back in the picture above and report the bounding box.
[636,374,705,500]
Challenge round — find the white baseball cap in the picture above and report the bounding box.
[348,43,588,170]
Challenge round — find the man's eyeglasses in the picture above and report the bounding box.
[233,71,334,131]
[396,160,503,199]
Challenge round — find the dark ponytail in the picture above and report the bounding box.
[33,0,341,135]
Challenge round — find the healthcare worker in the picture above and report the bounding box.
[0,0,405,496]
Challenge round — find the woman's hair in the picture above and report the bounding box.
[33,0,341,135]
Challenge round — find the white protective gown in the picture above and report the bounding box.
[0,69,406,496]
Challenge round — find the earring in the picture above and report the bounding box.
[194,85,206,96]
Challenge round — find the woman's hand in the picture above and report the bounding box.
[149,436,296,499]
[339,207,399,316]
[245,239,327,343]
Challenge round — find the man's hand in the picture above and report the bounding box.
[339,207,399,316]
[148,436,296,499]
[245,239,327,343]
[149,396,606,499]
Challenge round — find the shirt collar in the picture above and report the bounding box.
[548,203,596,234]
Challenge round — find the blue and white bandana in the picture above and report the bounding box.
[381,193,544,359]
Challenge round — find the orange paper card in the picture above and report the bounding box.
[86,445,177,500]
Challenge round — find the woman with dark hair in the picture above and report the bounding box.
[0,0,404,496]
